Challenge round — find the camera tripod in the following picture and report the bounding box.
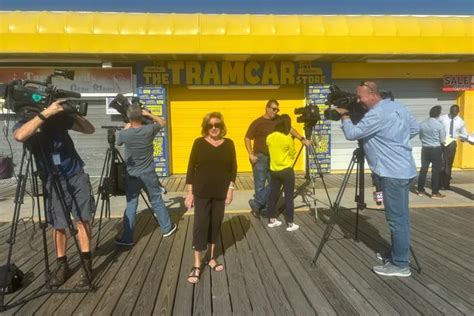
[289,125,333,219]
[94,126,162,249]
[1,141,93,311]
[311,142,422,273]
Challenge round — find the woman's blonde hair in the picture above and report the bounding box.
[201,112,227,137]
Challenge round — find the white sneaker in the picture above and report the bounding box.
[267,219,282,228]
[286,223,299,232]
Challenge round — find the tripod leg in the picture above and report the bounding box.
[409,246,422,274]
[92,149,112,225]
[95,195,109,250]
[312,203,340,265]
[312,154,357,265]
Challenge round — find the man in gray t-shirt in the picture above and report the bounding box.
[115,103,176,246]
[117,123,160,177]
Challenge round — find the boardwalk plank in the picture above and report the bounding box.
[1,205,473,315]
[284,219,380,315]
[321,210,473,314]
[208,224,232,315]
[240,215,295,315]
[33,220,117,315]
[257,218,339,315]
[192,257,212,316]
[351,209,474,300]
[172,216,196,315]
[219,216,253,314]
[9,219,116,314]
[68,213,154,315]
[250,217,316,315]
[152,215,188,315]
[133,216,185,315]
[301,212,459,315]
[364,211,474,310]
[229,215,274,315]
[112,225,164,315]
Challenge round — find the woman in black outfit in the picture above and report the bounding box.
[185,112,237,284]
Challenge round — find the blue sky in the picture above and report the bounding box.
[0,0,472,15]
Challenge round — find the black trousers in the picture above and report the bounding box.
[417,146,442,194]
[192,196,225,251]
[267,168,295,222]
[440,142,457,188]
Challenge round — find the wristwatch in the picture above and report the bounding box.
[37,113,47,121]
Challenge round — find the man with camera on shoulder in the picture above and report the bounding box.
[334,81,419,277]
[114,103,176,246]
[13,99,95,288]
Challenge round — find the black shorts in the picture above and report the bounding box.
[45,171,94,229]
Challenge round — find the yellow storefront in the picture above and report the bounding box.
[0,12,473,175]
[168,85,306,173]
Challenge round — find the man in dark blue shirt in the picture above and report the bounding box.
[14,99,95,288]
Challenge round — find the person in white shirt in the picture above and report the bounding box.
[438,104,467,189]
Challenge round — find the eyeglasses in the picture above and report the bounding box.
[206,122,223,129]
[269,107,280,113]
[359,81,375,92]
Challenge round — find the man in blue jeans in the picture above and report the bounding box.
[245,99,310,217]
[335,81,419,277]
[115,103,176,246]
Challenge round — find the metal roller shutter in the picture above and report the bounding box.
[168,85,306,174]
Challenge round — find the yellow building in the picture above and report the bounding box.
[0,12,473,176]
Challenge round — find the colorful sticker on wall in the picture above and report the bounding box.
[138,86,169,177]
[307,84,332,173]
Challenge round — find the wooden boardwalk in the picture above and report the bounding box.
[0,205,473,315]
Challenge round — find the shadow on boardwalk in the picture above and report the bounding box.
[1,205,473,315]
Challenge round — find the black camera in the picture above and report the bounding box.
[108,93,152,124]
[323,85,367,123]
[1,69,88,117]
[294,103,321,126]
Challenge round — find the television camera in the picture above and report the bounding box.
[1,69,87,117]
[323,85,394,123]
[294,101,321,127]
[108,93,152,124]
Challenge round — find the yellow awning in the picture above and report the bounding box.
[0,12,473,55]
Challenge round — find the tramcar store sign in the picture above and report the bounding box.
[137,61,331,86]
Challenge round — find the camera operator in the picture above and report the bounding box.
[334,81,419,278]
[114,103,176,246]
[244,99,310,217]
[13,99,95,288]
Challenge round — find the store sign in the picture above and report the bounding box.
[442,75,474,91]
[0,67,133,95]
[137,61,331,86]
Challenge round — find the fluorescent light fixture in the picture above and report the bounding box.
[366,59,459,63]
[187,85,280,90]
[102,62,113,68]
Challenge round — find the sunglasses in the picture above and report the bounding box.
[269,107,280,113]
[207,122,223,129]
[359,81,375,92]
